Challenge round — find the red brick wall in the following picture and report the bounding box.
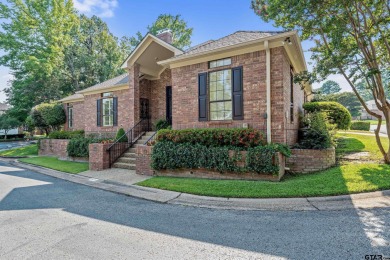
[39,139,69,158]
[286,148,336,173]
[150,69,172,127]
[38,139,88,162]
[89,143,111,171]
[64,101,85,131]
[136,145,154,176]
[170,47,306,144]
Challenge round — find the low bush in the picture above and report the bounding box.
[151,141,289,174]
[115,128,128,143]
[66,137,112,157]
[49,130,84,139]
[296,112,335,149]
[156,128,266,148]
[155,119,171,130]
[303,101,351,130]
[350,121,370,131]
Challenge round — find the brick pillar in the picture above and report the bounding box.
[128,63,140,126]
[89,143,111,171]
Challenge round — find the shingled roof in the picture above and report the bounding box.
[77,73,129,94]
[177,31,285,58]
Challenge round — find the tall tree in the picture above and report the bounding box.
[0,0,78,120]
[122,14,193,52]
[252,0,390,163]
[320,80,341,95]
[0,112,20,139]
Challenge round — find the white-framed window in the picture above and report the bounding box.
[67,106,73,128]
[209,58,231,69]
[209,69,232,120]
[102,97,113,126]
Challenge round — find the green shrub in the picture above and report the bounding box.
[115,128,128,143]
[151,141,287,174]
[296,112,335,149]
[303,101,351,129]
[155,119,171,130]
[350,121,370,131]
[67,138,92,157]
[156,128,266,148]
[49,130,85,139]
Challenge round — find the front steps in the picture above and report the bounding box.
[112,131,155,170]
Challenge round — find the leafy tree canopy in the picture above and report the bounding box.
[319,80,341,95]
[0,112,20,139]
[251,0,390,163]
[121,14,193,52]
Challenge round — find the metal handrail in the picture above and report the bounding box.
[107,118,150,167]
[143,131,158,145]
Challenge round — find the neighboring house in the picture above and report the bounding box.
[359,100,387,120]
[0,102,21,137]
[60,30,311,145]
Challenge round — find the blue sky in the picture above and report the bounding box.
[0,0,349,103]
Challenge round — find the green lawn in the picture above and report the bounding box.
[336,132,389,161]
[19,156,89,174]
[0,144,38,157]
[136,133,390,198]
[352,119,386,125]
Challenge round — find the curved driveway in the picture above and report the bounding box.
[0,160,389,259]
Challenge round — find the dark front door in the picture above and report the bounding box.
[166,86,172,124]
[140,98,149,119]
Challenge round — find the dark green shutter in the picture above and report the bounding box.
[97,99,102,126]
[113,97,118,126]
[198,72,208,121]
[232,66,243,120]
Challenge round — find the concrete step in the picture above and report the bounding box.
[121,152,136,158]
[127,148,137,153]
[117,157,136,163]
[144,131,156,136]
[112,162,136,170]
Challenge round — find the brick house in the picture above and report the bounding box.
[61,30,311,145]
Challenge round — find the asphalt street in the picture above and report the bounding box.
[0,141,30,151]
[0,160,389,259]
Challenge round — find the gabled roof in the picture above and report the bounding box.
[178,31,284,58]
[59,93,84,103]
[76,73,129,94]
[60,73,129,102]
[120,33,183,69]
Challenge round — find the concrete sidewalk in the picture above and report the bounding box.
[6,159,390,211]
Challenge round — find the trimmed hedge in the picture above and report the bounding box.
[66,137,113,157]
[48,130,84,139]
[151,141,290,174]
[303,101,351,130]
[156,128,266,148]
[115,128,128,143]
[350,121,370,131]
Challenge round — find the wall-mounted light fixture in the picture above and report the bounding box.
[282,37,293,45]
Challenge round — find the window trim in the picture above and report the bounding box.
[208,58,232,69]
[102,97,114,127]
[67,105,73,128]
[208,68,233,121]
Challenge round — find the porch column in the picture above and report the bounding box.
[128,63,140,127]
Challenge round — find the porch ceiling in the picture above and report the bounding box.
[137,41,174,80]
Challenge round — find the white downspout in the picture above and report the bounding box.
[265,40,271,144]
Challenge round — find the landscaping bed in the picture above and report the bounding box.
[136,133,390,198]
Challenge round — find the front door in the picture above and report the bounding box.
[166,86,172,124]
[140,98,149,119]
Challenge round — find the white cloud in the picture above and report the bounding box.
[73,0,118,18]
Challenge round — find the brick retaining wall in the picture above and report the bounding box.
[135,145,285,181]
[38,139,87,162]
[89,143,111,171]
[286,147,336,173]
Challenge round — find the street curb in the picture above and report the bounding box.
[5,159,390,211]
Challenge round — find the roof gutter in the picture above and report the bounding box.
[158,31,296,67]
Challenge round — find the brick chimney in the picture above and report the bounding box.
[156,29,173,44]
